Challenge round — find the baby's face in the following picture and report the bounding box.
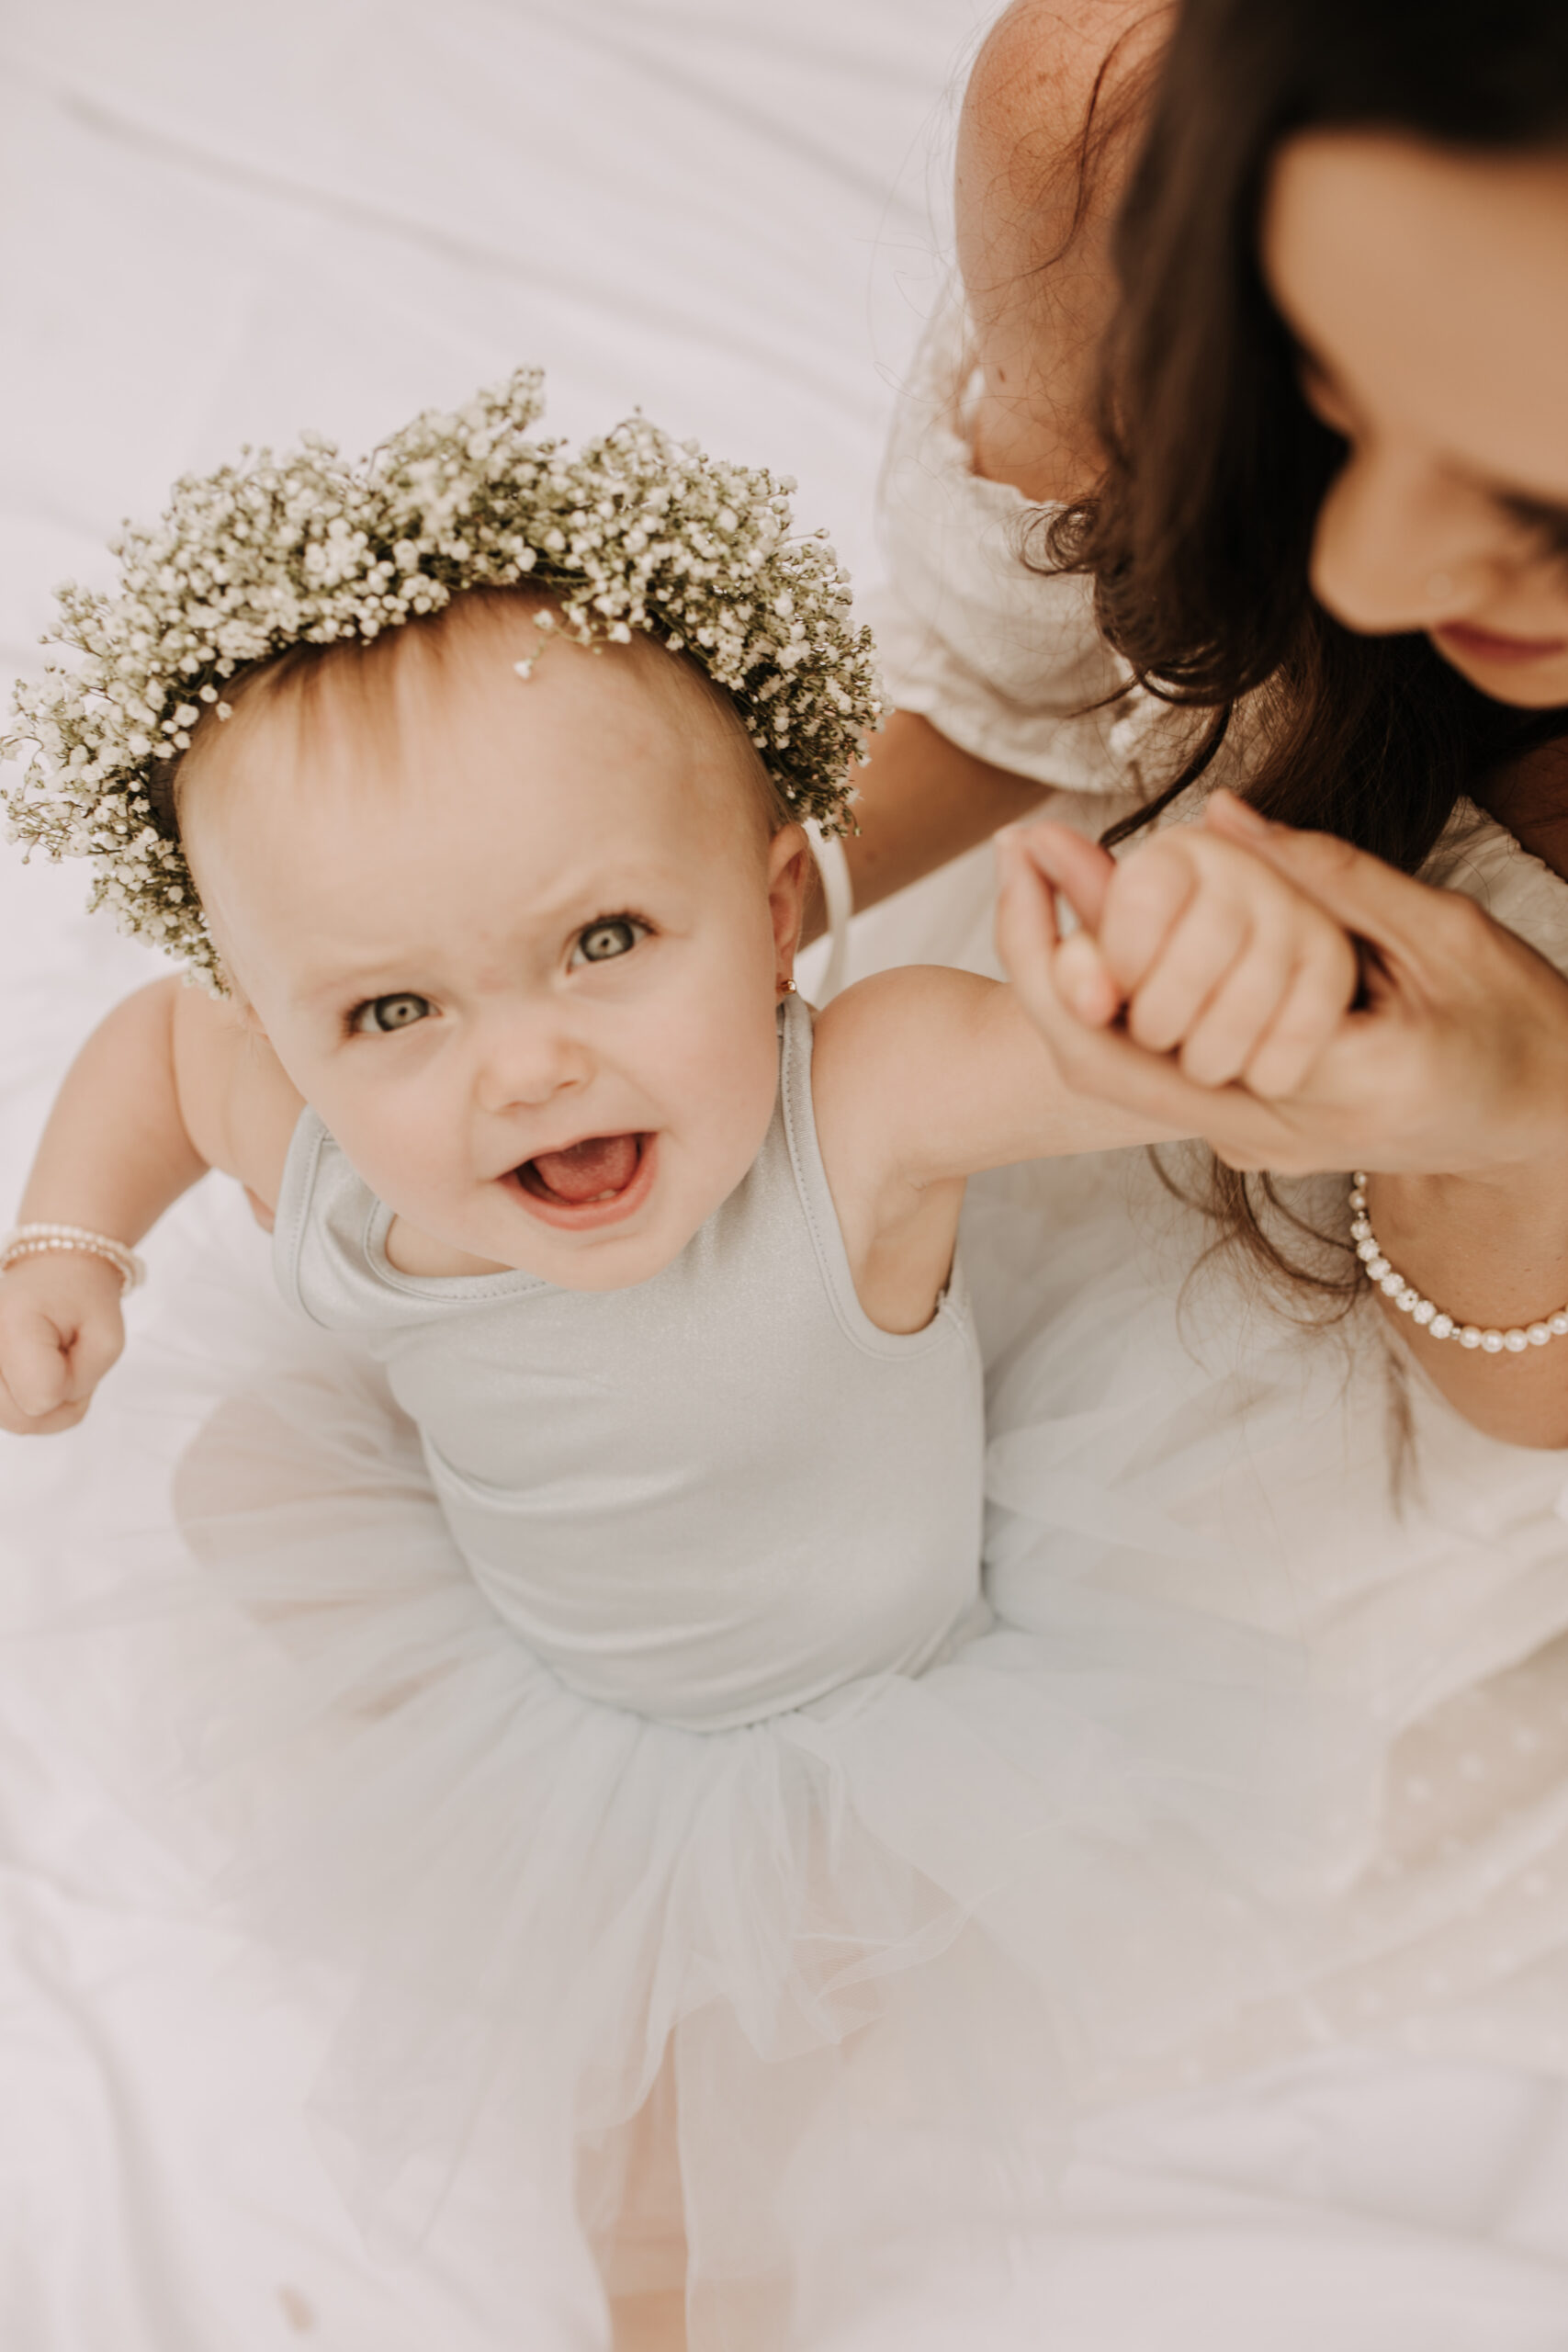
[183,607,807,1290]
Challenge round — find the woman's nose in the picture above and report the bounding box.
[471,1012,592,1115]
[1309,443,1504,636]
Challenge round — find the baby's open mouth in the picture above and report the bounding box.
[516,1133,645,1207]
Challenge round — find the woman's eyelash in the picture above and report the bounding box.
[1500,495,1568,561]
[1293,355,1352,432]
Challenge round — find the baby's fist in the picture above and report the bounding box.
[0,1250,127,1435]
[1062,811,1360,1097]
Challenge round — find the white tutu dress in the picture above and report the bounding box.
[858,300,1568,2095]
[14,983,1359,2350]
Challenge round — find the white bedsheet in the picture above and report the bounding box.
[2,5,1567,2346]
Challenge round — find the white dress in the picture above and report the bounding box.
[859,303,1568,2093]
[16,992,1354,2349]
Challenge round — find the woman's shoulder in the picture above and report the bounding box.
[957,0,1160,203]
[955,1,1166,505]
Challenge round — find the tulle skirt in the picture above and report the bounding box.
[969,1147,1568,2088]
[14,1154,1568,2347]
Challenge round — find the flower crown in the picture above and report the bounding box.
[3,368,879,986]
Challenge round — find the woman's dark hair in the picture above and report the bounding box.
[1047,0,1568,1309]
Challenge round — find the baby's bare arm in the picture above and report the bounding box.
[816,800,1362,1248]
[0,979,301,1434]
[809,956,1190,1333]
[816,962,1186,1203]
[17,981,208,1245]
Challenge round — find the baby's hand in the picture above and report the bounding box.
[0,1251,127,1435]
[1021,796,1360,1097]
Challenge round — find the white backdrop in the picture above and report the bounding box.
[4,6,1568,2349]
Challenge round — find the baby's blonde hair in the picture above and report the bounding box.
[170,585,794,845]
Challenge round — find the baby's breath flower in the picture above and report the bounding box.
[3,369,879,989]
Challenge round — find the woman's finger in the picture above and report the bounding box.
[1005,951,1297,1156]
[1052,931,1122,1027]
[1200,790,1457,963]
[994,828,1064,1008]
[1005,820,1117,936]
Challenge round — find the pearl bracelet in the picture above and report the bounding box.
[1349,1174,1568,1355]
[0,1222,146,1294]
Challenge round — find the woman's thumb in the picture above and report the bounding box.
[1006,818,1117,933]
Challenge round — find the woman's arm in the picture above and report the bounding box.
[999,797,1568,1449]
[800,5,1168,947]
[803,714,1052,944]
[956,0,1168,503]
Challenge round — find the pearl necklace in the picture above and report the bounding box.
[1349,1174,1568,1355]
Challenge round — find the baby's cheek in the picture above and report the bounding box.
[323,1091,459,1216]
[660,1003,778,1169]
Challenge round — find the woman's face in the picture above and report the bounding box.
[1262,131,1568,710]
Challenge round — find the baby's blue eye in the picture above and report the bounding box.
[353,992,432,1035]
[572,917,646,967]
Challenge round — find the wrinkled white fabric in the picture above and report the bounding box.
[864,298,1223,809]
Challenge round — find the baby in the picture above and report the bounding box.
[0,379,1358,2342]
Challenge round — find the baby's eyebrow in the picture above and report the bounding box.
[292,961,423,1011]
[288,883,669,1009]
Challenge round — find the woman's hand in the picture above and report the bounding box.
[999,791,1568,1443]
[997,790,1568,1180]
[0,1251,126,1435]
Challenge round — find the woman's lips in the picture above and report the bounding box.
[506,1133,657,1230]
[1433,621,1568,666]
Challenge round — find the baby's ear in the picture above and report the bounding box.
[766,821,812,958]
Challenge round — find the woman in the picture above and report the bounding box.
[812,0,1568,2142]
[850,0,1568,1416]
[851,0,1568,1419]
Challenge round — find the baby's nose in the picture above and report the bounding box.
[472,1012,592,1114]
